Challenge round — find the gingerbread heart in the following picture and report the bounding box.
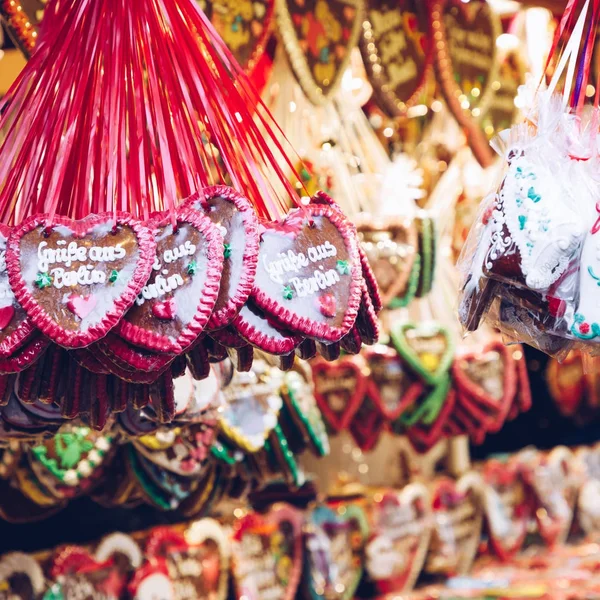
[116,207,223,353]
[276,0,365,105]
[312,356,367,432]
[0,0,47,57]
[481,460,529,561]
[348,394,386,451]
[425,474,483,576]
[145,520,230,600]
[7,213,156,349]
[252,204,363,343]
[201,0,274,75]
[219,360,283,452]
[0,224,35,357]
[46,545,130,600]
[453,341,517,433]
[519,447,578,547]
[280,368,330,458]
[0,552,46,600]
[391,322,454,385]
[365,484,431,594]
[232,505,304,600]
[303,504,368,600]
[360,0,432,117]
[431,0,500,167]
[28,424,117,497]
[364,343,424,420]
[182,186,259,329]
[358,219,419,309]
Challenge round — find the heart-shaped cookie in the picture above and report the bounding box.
[348,394,386,451]
[7,213,156,349]
[360,0,432,117]
[232,505,304,600]
[481,460,529,561]
[453,341,517,433]
[145,520,230,600]
[358,219,419,309]
[0,224,35,358]
[312,356,367,432]
[0,0,47,56]
[364,344,424,420]
[182,186,260,329]
[519,447,577,547]
[252,203,363,344]
[426,473,483,576]
[431,0,500,167]
[365,484,431,594]
[199,0,274,75]
[220,360,283,452]
[117,207,223,354]
[303,504,368,600]
[47,545,131,600]
[0,552,46,600]
[276,0,365,105]
[28,424,117,497]
[392,322,454,385]
[280,368,330,457]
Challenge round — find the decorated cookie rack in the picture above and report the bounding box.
[2,442,599,600]
[0,0,383,429]
[457,0,600,358]
[0,357,335,519]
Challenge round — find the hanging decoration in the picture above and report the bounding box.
[431,0,501,167]
[359,0,432,117]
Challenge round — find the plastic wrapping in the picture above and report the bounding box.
[458,86,600,357]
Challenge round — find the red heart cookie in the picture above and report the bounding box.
[431,0,499,167]
[312,356,367,432]
[349,394,386,451]
[117,207,223,354]
[426,474,483,576]
[0,224,35,357]
[481,460,529,561]
[252,204,363,343]
[453,341,517,433]
[7,212,156,349]
[365,344,424,421]
[232,505,304,600]
[145,520,230,600]
[48,545,130,600]
[366,484,432,594]
[183,186,259,330]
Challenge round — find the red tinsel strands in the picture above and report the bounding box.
[0,0,313,225]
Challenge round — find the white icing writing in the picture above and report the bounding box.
[137,241,196,306]
[263,243,337,284]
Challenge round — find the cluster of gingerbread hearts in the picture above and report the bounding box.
[0,187,380,428]
[0,521,231,600]
[0,359,330,519]
[356,212,436,310]
[312,323,531,453]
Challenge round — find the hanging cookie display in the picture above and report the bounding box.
[360,0,432,117]
[276,0,366,104]
[197,0,274,74]
[430,0,500,167]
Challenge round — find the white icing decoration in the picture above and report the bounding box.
[37,241,125,274]
[263,244,337,284]
[485,155,583,290]
[567,229,600,340]
[134,573,175,600]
